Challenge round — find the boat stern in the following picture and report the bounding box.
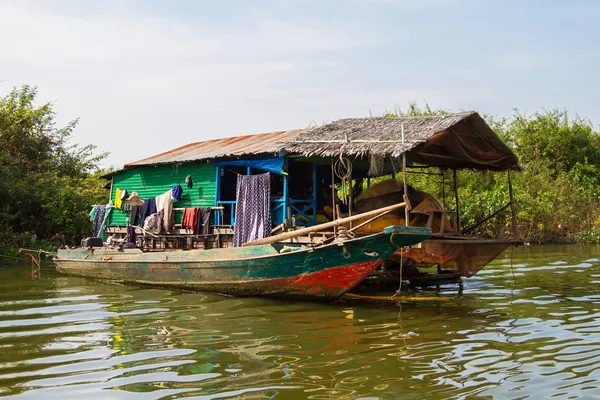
[384,225,433,247]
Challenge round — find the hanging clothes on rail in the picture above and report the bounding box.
[127,225,136,245]
[114,189,123,209]
[233,173,271,247]
[140,198,157,227]
[182,208,198,231]
[196,207,211,235]
[91,205,112,239]
[91,205,106,237]
[143,210,162,233]
[155,190,174,232]
[129,206,140,225]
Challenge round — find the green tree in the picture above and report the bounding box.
[380,104,600,243]
[0,85,109,252]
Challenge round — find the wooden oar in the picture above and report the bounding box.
[242,201,407,247]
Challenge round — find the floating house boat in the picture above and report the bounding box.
[55,111,521,297]
[281,112,522,284]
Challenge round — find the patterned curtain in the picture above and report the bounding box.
[233,173,271,247]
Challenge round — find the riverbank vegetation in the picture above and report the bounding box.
[0,86,109,255]
[387,104,600,244]
[1,86,600,255]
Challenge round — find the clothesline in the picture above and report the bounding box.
[173,207,224,211]
[92,205,223,210]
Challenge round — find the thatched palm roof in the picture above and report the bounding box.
[282,112,520,171]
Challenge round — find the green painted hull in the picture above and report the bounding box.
[55,225,431,300]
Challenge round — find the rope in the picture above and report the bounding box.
[391,247,404,298]
[334,156,352,204]
[334,156,352,180]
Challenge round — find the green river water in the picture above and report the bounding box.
[1,245,600,399]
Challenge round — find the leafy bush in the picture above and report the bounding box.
[0,85,111,253]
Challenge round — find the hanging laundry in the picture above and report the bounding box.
[119,190,129,210]
[233,173,271,247]
[114,189,123,208]
[185,175,193,189]
[140,198,157,226]
[96,206,113,239]
[127,225,136,245]
[195,207,212,235]
[156,190,174,232]
[91,205,106,237]
[172,184,183,201]
[129,205,140,225]
[143,211,162,233]
[182,207,198,231]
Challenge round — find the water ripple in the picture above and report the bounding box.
[1,246,600,398]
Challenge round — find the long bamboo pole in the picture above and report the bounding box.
[242,201,407,247]
[349,210,393,233]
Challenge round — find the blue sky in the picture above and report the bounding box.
[1,0,599,167]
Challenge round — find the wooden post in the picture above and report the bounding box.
[452,169,460,233]
[401,124,409,226]
[331,158,337,233]
[441,169,446,209]
[109,176,114,204]
[348,161,353,228]
[508,168,518,237]
[312,163,317,225]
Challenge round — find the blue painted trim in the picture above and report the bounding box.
[217,200,237,225]
[283,175,288,224]
[384,225,432,235]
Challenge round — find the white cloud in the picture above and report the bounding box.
[0,1,370,167]
[2,0,596,169]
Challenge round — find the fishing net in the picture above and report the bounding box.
[367,154,402,177]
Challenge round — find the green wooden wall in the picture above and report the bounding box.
[108,162,216,226]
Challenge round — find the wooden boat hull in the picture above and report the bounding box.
[54,226,431,300]
[398,238,522,277]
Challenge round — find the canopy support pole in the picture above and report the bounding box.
[441,169,446,209]
[453,169,460,233]
[348,162,353,227]
[402,124,409,226]
[283,157,289,228]
[508,168,518,237]
[331,158,337,234]
[312,163,318,225]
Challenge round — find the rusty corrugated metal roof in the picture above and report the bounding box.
[125,129,305,167]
